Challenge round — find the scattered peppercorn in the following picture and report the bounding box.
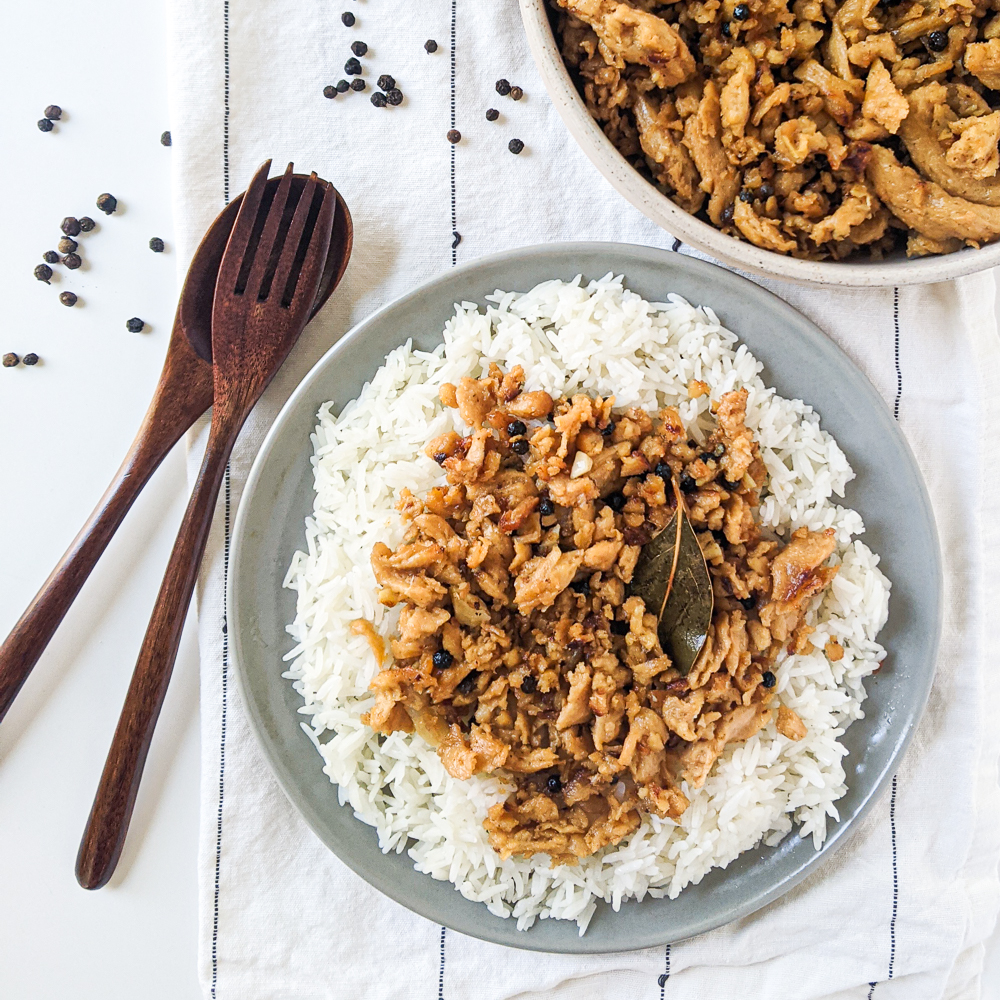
[433,451,447,464]
[377,74,395,91]
[721,204,735,223]
[733,3,750,18]
[456,671,478,695]
[61,216,82,237]
[350,78,366,91]
[570,578,590,597]
[538,497,555,516]
[610,620,630,635]
[351,40,368,56]
[495,78,511,95]
[37,119,54,132]
[42,250,59,264]
[521,675,537,694]
[762,670,776,688]
[602,419,616,437]
[371,91,387,107]
[511,438,529,455]
[447,128,461,143]
[654,460,671,480]
[160,130,172,146]
[432,649,454,670]
[22,353,39,366]
[699,451,715,462]
[336,79,350,92]
[507,419,527,436]
[345,57,362,75]
[341,10,355,25]
[927,29,948,51]
[96,193,118,215]
[739,189,753,202]
[385,88,403,106]
[63,253,82,270]
[740,596,756,610]
[45,104,62,120]
[323,85,338,98]
[149,237,165,252]
[509,85,523,101]
[424,39,438,53]
[126,317,145,333]
[679,472,697,493]
[607,491,627,512]
[508,138,524,154]
[79,216,96,232]
[58,236,78,254]
[721,19,732,35]
[721,477,739,490]
[3,353,19,367]
[759,182,774,199]
[486,108,499,121]
[59,291,78,307]
[546,774,562,794]
[34,264,52,284]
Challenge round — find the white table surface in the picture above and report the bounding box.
[0,3,998,999]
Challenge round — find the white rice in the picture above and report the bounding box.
[283,274,890,933]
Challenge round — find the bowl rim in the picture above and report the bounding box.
[518,0,1000,288]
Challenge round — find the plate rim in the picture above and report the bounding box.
[229,240,942,953]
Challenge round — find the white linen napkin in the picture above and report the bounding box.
[165,1,1000,997]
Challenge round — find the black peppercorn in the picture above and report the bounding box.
[511,438,529,455]
[341,10,355,25]
[351,40,368,56]
[3,353,19,368]
[63,253,82,270]
[507,419,527,436]
[447,129,461,143]
[699,451,715,462]
[739,189,753,202]
[22,353,39,366]
[425,39,438,53]
[607,491,627,512]
[79,217,96,232]
[927,30,948,51]
[762,670,776,688]
[601,420,615,437]
[610,620,630,635]
[538,497,555,516]
[508,138,525,154]
[336,79,350,92]
[96,193,118,215]
[495,78,511,96]
[160,130,172,146]
[149,237,165,252]
[456,671,478,695]
[377,74,395,91]
[324,85,338,98]
[385,88,403,106]
[34,264,52,284]
[679,472,697,493]
[654,460,671,480]
[45,104,62,120]
[59,291,78,307]
[350,78,366,91]
[371,91,387,107]
[433,451,447,465]
[345,57,362,75]
[721,477,740,491]
[58,237,78,254]
[486,108,499,121]
[521,675,537,694]
[721,204,734,224]
[733,3,750,18]
[546,774,562,794]
[126,317,145,333]
[759,182,773,199]
[721,19,732,36]
[432,649,454,670]
[37,119,54,132]
[740,596,756,610]
[42,250,59,264]
[61,216,82,237]
[509,85,523,101]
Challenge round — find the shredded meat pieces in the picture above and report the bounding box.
[364,366,840,865]
[861,59,909,135]
[683,80,742,226]
[965,39,1000,91]
[946,113,1000,181]
[634,95,705,214]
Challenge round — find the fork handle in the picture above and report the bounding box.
[0,402,193,726]
[75,420,236,890]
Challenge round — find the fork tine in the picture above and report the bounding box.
[282,180,335,311]
[266,174,328,310]
[241,162,296,302]
[216,159,272,295]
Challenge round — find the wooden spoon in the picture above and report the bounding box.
[76,161,339,890]
[0,177,352,726]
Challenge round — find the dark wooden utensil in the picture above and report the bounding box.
[76,161,338,890]
[0,177,351,727]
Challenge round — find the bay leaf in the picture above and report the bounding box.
[628,499,714,675]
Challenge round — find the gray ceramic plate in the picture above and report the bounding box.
[229,242,941,954]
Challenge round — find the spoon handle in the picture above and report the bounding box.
[0,391,200,726]
[75,415,238,890]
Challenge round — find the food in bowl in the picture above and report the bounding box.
[552,0,1000,260]
[284,276,890,931]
